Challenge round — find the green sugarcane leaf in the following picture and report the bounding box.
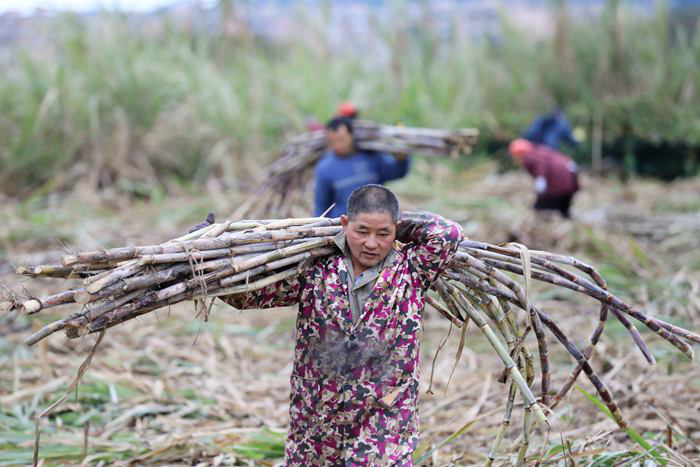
[576,386,668,465]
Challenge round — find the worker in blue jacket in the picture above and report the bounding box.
[522,107,578,152]
[314,117,410,217]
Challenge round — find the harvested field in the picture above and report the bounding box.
[1,164,699,465]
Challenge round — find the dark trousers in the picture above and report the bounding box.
[534,192,574,218]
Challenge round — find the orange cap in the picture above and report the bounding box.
[508,138,533,158]
[337,101,358,118]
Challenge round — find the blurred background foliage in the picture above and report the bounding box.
[1,0,699,198]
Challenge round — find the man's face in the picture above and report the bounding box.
[327,126,354,156]
[341,211,397,274]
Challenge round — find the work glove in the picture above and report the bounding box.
[189,212,216,233]
[534,176,547,194]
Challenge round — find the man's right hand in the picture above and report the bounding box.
[189,212,216,233]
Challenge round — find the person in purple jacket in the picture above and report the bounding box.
[314,117,410,217]
[509,138,580,218]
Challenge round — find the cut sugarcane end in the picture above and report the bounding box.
[22,300,42,314]
[61,255,78,266]
[73,291,92,304]
[86,281,105,294]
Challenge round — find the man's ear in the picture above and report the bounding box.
[340,215,349,229]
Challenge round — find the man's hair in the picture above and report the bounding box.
[347,184,400,223]
[326,116,354,134]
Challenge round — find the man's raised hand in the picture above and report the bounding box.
[189,212,216,233]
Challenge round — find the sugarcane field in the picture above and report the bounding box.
[1,2,700,467]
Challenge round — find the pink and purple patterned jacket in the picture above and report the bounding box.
[223,213,463,466]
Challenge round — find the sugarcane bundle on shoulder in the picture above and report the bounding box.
[12,185,699,465]
[232,119,478,219]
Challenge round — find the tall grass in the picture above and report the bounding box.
[1,2,699,197]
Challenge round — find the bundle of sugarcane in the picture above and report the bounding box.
[9,213,700,464]
[231,121,479,219]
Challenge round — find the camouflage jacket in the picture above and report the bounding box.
[223,213,463,466]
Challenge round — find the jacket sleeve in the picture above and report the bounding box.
[557,117,579,148]
[377,152,410,183]
[314,160,334,216]
[397,212,463,287]
[219,273,305,310]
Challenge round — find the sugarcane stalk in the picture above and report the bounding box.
[479,256,695,359]
[138,240,313,266]
[457,248,698,356]
[64,289,148,331]
[458,267,658,369]
[21,290,81,314]
[122,263,193,292]
[435,280,465,323]
[15,263,114,279]
[470,289,533,385]
[84,261,143,293]
[61,226,341,266]
[459,252,552,405]
[218,247,334,287]
[25,316,74,346]
[535,305,628,429]
[28,249,328,346]
[193,262,306,299]
[151,237,334,303]
[19,265,83,279]
[485,383,517,466]
[425,294,464,327]
[454,270,632,428]
[73,282,126,305]
[76,262,311,338]
[435,281,547,427]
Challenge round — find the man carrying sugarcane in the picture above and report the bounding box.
[223,184,463,465]
[314,117,410,218]
[509,138,580,218]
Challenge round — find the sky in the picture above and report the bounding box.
[0,0,195,14]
